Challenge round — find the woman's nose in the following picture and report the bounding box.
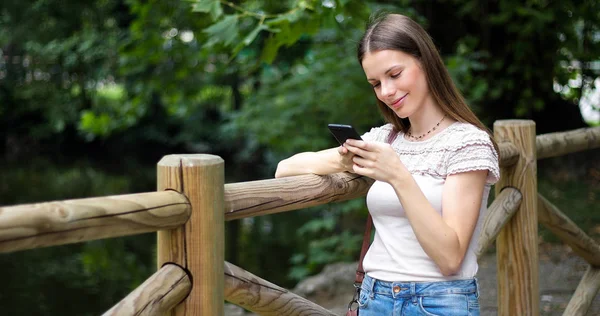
[381,80,395,97]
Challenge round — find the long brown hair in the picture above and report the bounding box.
[357,13,498,152]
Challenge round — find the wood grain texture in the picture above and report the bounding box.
[536,126,600,160]
[0,191,190,253]
[493,120,539,316]
[538,194,600,266]
[224,261,336,316]
[157,154,225,316]
[103,263,192,316]
[498,142,519,167]
[224,172,374,220]
[476,187,522,259]
[562,266,600,316]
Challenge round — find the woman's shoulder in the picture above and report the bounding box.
[442,122,500,183]
[439,122,494,151]
[370,123,395,133]
[362,123,394,142]
[446,121,490,137]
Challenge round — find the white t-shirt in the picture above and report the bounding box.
[361,122,500,282]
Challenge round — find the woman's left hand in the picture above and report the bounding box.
[344,139,408,184]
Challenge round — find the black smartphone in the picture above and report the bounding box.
[328,124,363,145]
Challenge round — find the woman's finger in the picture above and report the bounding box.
[345,139,363,147]
[345,144,370,159]
[345,139,373,150]
[351,163,368,176]
[352,155,372,168]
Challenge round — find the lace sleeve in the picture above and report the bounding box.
[446,130,500,184]
[361,124,393,142]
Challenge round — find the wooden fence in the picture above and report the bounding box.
[0,120,599,315]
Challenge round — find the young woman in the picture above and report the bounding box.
[275,13,499,316]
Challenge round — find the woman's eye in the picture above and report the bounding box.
[391,72,402,78]
[372,83,380,89]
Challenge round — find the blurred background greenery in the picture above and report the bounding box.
[0,0,599,314]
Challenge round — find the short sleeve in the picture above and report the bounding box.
[446,130,500,184]
[361,124,394,142]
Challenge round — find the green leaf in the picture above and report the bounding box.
[260,34,282,64]
[243,24,268,45]
[191,0,222,20]
[265,9,304,25]
[337,0,351,7]
[202,14,239,46]
[298,0,315,10]
[229,24,268,58]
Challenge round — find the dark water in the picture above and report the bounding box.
[0,158,157,315]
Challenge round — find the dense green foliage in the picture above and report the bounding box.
[1,0,599,314]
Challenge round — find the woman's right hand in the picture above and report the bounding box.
[338,145,356,173]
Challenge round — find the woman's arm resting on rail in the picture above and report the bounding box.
[274,146,355,178]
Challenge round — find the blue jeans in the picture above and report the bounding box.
[358,274,480,316]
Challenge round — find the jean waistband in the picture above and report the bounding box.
[361,274,479,298]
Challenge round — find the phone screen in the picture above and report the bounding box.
[328,124,363,145]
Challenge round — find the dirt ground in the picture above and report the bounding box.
[225,243,600,316]
[477,243,599,316]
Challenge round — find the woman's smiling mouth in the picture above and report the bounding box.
[390,93,408,108]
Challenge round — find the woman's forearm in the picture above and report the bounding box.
[275,149,347,178]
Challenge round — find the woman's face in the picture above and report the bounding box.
[361,49,432,118]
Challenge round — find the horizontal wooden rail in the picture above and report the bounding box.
[538,194,600,267]
[103,263,192,316]
[225,140,519,221]
[536,126,600,160]
[562,266,600,316]
[476,187,522,258]
[224,261,336,315]
[224,172,374,220]
[0,191,190,253]
[498,142,519,167]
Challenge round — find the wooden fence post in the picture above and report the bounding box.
[494,120,539,316]
[157,154,224,316]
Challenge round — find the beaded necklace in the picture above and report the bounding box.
[406,114,447,141]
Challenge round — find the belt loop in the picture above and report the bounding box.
[369,275,376,299]
[410,282,417,303]
[474,277,480,298]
